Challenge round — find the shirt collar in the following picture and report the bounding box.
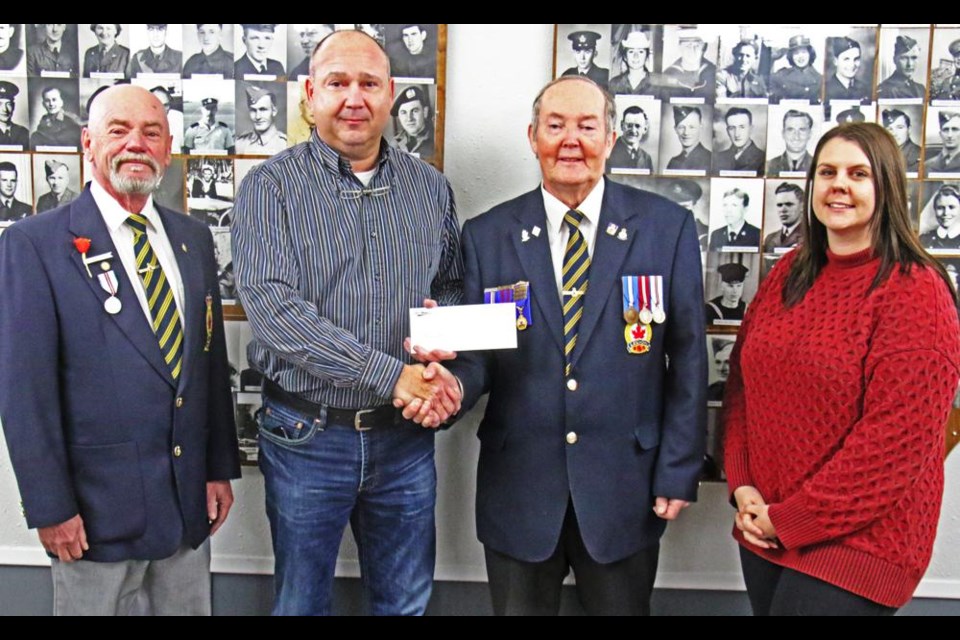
[90,178,160,233]
[541,178,605,234]
[310,130,392,177]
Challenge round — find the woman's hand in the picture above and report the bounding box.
[733,485,778,550]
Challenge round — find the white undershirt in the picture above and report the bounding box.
[541,179,604,296]
[91,179,186,330]
[354,168,377,186]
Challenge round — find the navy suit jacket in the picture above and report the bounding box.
[0,187,240,562]
[448,179,707,564]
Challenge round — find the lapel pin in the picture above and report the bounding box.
[521,229,530,243]
[181,243,188,253]
[100,261,110,271]
[606,223,619,236]
[72,237,92,277]
[531,225,541,237]
[617,228,628,241]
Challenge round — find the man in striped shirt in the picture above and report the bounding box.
[233,29,463,616]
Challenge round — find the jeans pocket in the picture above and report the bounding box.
[257,399,323,448]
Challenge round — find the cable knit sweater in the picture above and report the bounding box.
[723,247,960,607]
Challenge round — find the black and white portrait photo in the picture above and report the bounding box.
[706,176,764,253]
[0,153,33,223]
[387,83,436,161]
[79,23,130,79]
[153,156,185,213]
[659,103,712,175]
[876,28,929,102]
[211,226,236,301]
[27,77,81,151]
[286,78,313,146]
[715,29,769,100]
[919,181,960,254]
[385,24,437,81]
[182,77,235,155]
[26,24,78,77]
[126,24,182,78]
[234,23,285,80]
[707,334,737,405]
[182,23,234,79]
[31,154,79,213]
[704,252,760,326]
[712,104,767,177]
[286,24,333,80]
[658,25,717,102]
[556,24,610,89]
[0,78,31,150]
[881,105,923,175]
[0,24,26,75]
[925,107,960,178]
[767,31,824,104]
[607,96,660,174]
[608,25,660,97]
[762,179,806,255]
[659,176,710,254]
[765,104,820,177]
[235,81,288,156]
[186,157,233,227]
[824,29,876,104]
[928,27,960,103]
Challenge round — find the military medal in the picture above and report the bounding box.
[651,275,666,324]
[638,276,654,325]
[513,281,532,331]
[204,294,214,351]
[97,270,122,315]
[624,321,652,354]
[622,275,639,324]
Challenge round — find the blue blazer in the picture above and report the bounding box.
[0,187,240,562]
[448,179,707,564]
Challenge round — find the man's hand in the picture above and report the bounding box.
[207,480,234,535]
[653,497,690,521]
[404,299,457,364]
[38,514,88,562]
[392,362,462,429]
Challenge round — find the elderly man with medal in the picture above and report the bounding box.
[442,76,707,616]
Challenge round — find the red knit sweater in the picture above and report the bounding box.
[723,247,960,607]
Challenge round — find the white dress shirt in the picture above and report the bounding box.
[91,179,187,330]
[541,179,604,296]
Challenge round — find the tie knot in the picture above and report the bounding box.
[564,209,586,231]
[125,214,148,235]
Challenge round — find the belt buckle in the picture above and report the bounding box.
[354,408,375,431]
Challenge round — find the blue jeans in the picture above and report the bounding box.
[258,396,437,616]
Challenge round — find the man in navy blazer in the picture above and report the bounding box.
[445,77,706,615]
[0,85,240,615]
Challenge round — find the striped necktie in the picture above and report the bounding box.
[562,209,591,377]
[125,213,184,381]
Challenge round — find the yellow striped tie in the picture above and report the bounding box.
[126,213,184,381]
[562,209,591,377]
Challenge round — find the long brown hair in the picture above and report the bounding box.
[782,122,959,307]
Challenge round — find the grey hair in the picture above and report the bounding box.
[530,76,616,136]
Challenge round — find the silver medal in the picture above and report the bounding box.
[104,296,122,315]
[638,306,654,325]
[652,308,666,324]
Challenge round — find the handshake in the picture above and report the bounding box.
[391,299,462,429]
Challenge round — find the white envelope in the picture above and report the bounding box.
[409,303,518,352]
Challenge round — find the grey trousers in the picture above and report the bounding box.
[51,540,212,616]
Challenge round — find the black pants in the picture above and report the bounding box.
[739,546,897,616]
[484,501,659,616]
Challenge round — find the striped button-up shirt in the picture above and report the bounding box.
[232,133,463,409]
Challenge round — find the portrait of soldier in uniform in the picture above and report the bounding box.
[768,34,822,103]
[926,110,960,177]
[882,107,922,174]
[30,84,81,150]
[662,177,709,252]
[824,35,873,103]
[0,80,29,149]
[705,261,749,324]
[184,95,235,155]
[762,182,805,254]
[82,23,129,78]
[0,24,25,72]
[34,158,78,213]
[662,104,711,173]
[387,24,436,79]
[607,103,656,172]
[287,24,333,79]
[127,23,182,77]
[707,337,736,404]
[713,106,766,176]
[876,33,926,100]
[183,24,234,79]
[716,39,767,99]
[235,83,287,156]
[920,184,960,251]
[932,37,960,102]
[0,159,31,222]
[390,85,434,159]
[27,24,78,77]
[660,26,716,101]
[608,29,655,96]
[235,24,285,79]
[708,185,762,252]
[766,108,815,176]
[560,29,609,88]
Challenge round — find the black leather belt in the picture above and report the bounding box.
[262,379,401,431]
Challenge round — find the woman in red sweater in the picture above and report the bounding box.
[723,122,960,615]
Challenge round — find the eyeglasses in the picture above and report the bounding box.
[338,184,391,201]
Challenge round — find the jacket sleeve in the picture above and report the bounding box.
[0,227,78,529]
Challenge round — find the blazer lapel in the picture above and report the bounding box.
[159,207,204,392]
[509,192,565,354]
[571,182,637,367]
[67,189,176,388]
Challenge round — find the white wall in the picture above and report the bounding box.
[1,23,959,599]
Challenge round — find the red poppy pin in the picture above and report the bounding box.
[73,237,92,277]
